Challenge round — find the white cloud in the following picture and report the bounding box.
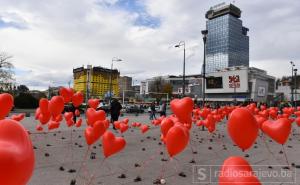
[0,0,299,90]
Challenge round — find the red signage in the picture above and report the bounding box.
[229,75,240,88]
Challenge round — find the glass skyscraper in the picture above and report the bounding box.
[204,3,249,73]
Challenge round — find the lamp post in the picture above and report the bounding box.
[290,61,295,105]
[294,68,298,107]
[110,57,122,104]
[175,41,186,97]
[234,80,237,104]
[201,30,208,108]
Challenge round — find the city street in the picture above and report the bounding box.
[20,113,300,185]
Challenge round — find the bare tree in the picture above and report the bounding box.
[0,52,14,91]
[148,77,173,102]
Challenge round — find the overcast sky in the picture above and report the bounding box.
[0,0,299,90]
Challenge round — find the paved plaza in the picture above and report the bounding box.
[20,113,300,185]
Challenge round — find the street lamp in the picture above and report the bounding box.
[294,68,298,107]
[110,57,122,104]
[175,41,186,97]
[201,30,208,107]
[290,61,295,105]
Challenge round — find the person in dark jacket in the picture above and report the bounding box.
[149,102,156,120]
[110,99,122,129]
[70,104,77,123]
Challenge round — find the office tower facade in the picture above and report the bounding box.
[204,3,249,73]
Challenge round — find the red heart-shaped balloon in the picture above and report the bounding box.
[140,124,149,134]
[66,119,74,127]
[258,110,269,119]
[152,119,161,126]
[269,109,278,119]
[35,108,41,120]
[38,111,51,125]
[0,93,14,120]
[161,118,174,137]
[85,120,107,145]
[75,109,80,117]
[0,119,35,185]
[295,117,300,127]
[64,112,73,121]
[199,108,211,119]
[228,108,258,151]
[119,123,129,133]
[39,98,49,114]
[170,97,194,125]
[254,115,267,129]
[114,121,121,129]
[86,108,106,126]
[261,118,291,144]
[11,113,25,122]
[48,96,64,117]
[165,125,189,157]
[72,91,84,107]
[48,121,60,130]
[59,87,74,103]
[88,99,100,109]
[85,126,96,145]
[54,114,63,122]
[122,118,129,124]
[103,119,110,129]
[75,118,82,127]
[102,131,126,158]
[93,120,107,139]
[36,124,43,131]
[219,156,261,185]
[294,111,300,117]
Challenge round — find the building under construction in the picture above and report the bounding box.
[73,65,120,99]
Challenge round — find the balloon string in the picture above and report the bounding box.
[74,146,90,181]
[261,133,277,161]
[86,158,106,185]
[159,156,171,179]
[282,145,290,167]
[171,157,179,173]
[169,157,181,182]
[70,129,74,167]
[207,133,222,160]
[137,144,163,176]
[189,142,196,161]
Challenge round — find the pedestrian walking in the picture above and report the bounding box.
[110,99,122,129]
[149,102,156,120]
[160,101,167,117]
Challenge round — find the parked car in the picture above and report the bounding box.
[147,106,160,113]
[125,105,144,113]
[63,104,85,114]
[96,104,110,113]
